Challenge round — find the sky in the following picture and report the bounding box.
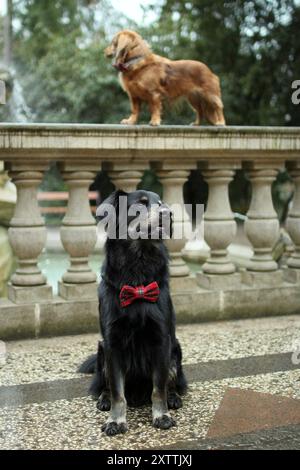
[0,0,157,24]
[0,0,6,15]
[111,0,157,24]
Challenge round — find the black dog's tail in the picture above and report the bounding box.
[78,354,97,374]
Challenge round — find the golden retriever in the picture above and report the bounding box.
[105,30,225,126]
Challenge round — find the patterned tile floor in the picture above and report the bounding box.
[1,315,300,450]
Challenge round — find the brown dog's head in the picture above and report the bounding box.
[104,30,150,71]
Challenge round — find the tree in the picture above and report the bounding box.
[11,0,133,123]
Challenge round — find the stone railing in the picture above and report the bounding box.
[0,124,299,339]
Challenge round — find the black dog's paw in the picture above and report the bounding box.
[97,396,111,412]
[153,414,176,430]
[167,392,182,409]
[101,421,128,436]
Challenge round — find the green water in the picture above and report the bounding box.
[39,251,201,294]
[39,251,104,294]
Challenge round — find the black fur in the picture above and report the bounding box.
[79,190,187,435]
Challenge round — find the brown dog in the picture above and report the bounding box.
[105,30,225,126]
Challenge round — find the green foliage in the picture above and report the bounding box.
[12,0,131,123]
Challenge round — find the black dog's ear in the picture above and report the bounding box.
[96,189,128,221]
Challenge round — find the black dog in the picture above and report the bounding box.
[79,189,187,436]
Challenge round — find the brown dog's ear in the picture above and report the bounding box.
[129,36,150,58]
[114,34,132,64]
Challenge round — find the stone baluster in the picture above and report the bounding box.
[197,165,239,289]
[5,163,52,303]
[58,164,98,299]
[157,169,191,278]
[243,163,282,286]
[109,170,144,192]
[285,162,300,283]
[103,162,147,193]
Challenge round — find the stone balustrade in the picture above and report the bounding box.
[0,124,299,339]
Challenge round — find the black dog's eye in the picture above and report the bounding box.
[140,197,148,205]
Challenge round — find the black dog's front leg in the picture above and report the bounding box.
[101,350,127,436]
[152,348,176,430]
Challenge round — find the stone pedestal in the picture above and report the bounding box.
[286,163,300,275]
[282,267,300,284]
[241,269,283,287]
[244,165,280,272]
[197,272,241,290]
[201,169,237,275]
[157,170,191,277]
[170,275,198,292]
[58,281,98,300]
[6,163,52,303]
[58,166,98,300]
[7,283,52,304]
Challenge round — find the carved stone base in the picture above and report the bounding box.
[170,275,198,292]
[196,272,241,290]
[241,270,283,287]
[169,253,190,277]
[8,283,53,304]
[58,281,98,300]
[282,267,300,284]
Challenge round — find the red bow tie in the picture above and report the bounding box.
[120,282,160,308]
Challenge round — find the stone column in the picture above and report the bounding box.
[285,162,300,283]
[157,170,191,278]
[58,165,98,299]
[5,163,52,303]
[243,163,282,286]
[197,167,239,290]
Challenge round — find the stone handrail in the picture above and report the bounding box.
[0,124,300,339]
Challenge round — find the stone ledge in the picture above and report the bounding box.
[173,284,300,323]
[1,284,300,340]
[1,124,300,162]
[0,296,98,340]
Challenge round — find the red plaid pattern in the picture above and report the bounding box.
[119,282,160,308]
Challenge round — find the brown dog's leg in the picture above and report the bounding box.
[121,96,141,125]
[205,107,226,125]
[187,93,203,125]
[203,94,226,125]
[148,94,162,126]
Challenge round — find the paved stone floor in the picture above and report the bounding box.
[1,315,300,450]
